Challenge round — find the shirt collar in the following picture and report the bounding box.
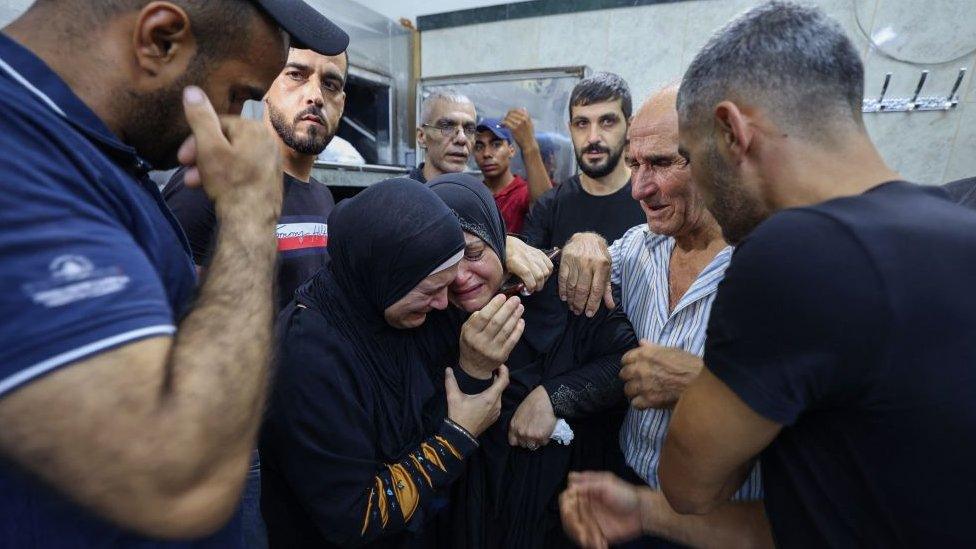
[0,33,150,174]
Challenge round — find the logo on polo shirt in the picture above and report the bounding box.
[22,255,131,308]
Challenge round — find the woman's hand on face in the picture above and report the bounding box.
[445,366,509,437]
[505,237,553,294]
[508,385,557,449]
[459,295,525,380]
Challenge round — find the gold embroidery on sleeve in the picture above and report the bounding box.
[410,454,433,488]
[434,435,463,460]
[420,441,447,472]
[388,463,420,522]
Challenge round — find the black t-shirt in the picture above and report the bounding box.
[705,181,976,547]
[521,175,645,249]
[163,168,335,311]
[518,175,645,350]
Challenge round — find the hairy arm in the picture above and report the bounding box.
[502,109,552,202]
[0,90,282,538]
[659,369,781,515]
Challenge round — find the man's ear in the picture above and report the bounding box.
[132,3,196,82]
[416,127,427,150]
[713,101,753,165]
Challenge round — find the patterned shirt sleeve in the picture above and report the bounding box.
[360,419,477,539]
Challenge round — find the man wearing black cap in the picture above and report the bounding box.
[0,0,346,546]
[474,109,551,233]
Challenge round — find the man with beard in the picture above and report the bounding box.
[410,90,478,183]
[0,0,348,546]
[165,47,348,312]
[522,72,645,311]
[647,2,976,547]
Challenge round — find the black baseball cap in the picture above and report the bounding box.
[251,0,350,56]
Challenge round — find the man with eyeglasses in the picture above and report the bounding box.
[411,91,478,183]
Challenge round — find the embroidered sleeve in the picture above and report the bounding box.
[360,419,477,539]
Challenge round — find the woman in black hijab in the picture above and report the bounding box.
[427,174,638,548]
[259,179,513,548]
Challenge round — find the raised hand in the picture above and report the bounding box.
[459,295,525,379]
[177,86,282,222]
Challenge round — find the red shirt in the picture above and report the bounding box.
[492,175,531,234]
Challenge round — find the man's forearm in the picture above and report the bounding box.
[641,489,773,549]
[521,141,552,202]
[167,206,279,467]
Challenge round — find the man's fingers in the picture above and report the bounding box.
[560,488,587,545]
[558,260,572,301]
[584,265,609,317]
[571,259,595,314]
[578,493,608,549]
[630,395,652,410]
[623,379,641,399]
[177,135,197,167]
[603,283,616,310]
[565,261,581,310]
[182,86,225,157]
[621,347,641,367]
[182,167,202,188]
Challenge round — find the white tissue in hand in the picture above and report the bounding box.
[550,419,574,445]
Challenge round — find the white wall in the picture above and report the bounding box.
[361,0,513,24]
[421,0,976,185]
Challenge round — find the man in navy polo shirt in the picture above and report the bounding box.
[0,0,347,546]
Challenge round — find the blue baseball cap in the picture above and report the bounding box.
[476,118,513,142]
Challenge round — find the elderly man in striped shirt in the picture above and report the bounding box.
[556,85,771,548]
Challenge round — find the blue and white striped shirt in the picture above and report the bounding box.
[610,225,763,500]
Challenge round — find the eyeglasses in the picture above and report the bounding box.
[422,121,477,139]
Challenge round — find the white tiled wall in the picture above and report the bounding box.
[421,0,976,185]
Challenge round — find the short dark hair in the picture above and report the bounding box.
[569,72,633,120]
[41,0,259,60]
[677,1,864,138]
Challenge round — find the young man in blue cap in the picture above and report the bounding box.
[474,109,551,233]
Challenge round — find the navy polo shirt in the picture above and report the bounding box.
[0,33,241,547]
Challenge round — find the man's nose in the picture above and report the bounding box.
[305,80,325,107]
[632,166,659,200]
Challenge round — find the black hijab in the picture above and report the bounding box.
[428,173,507,260]
[296,178,464,460]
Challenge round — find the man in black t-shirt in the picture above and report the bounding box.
[560,3,976,548]
[165,47,349,311]
[523,72,644,253]
[521,72,645,337]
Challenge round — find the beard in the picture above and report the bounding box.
[576,139,625,179]
[267,101,334,156]
[700,141,770,245]
[123,75,196,170]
